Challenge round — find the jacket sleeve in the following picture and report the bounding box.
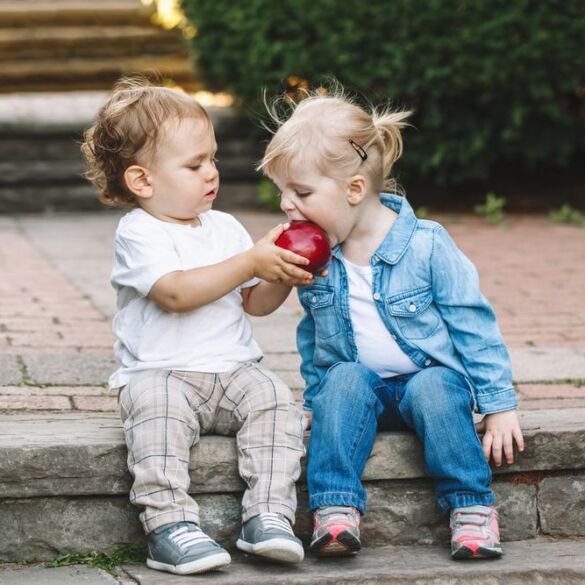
[296,301,321,412]
[430,225,517,414]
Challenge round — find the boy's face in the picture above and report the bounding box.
[140,117,219,224]
[271,162,356,246]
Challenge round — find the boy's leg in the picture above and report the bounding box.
[214,362,305,562]
[307,362,386,514]
[119,369,204,533]
[397,366,494,512]
[215,362,305,524]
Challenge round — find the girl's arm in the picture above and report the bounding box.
[430,225,523,463]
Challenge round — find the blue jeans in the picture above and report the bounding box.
[307,362,494,514]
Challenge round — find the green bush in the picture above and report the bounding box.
[181,0,584,188]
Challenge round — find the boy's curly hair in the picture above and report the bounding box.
[81,76,210,207]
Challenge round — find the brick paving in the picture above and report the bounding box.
[0,211,584,413]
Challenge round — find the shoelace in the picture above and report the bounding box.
[318,506,357,525]
[168,525,215,550]
[259,513,294,535]
[452,507,494,538]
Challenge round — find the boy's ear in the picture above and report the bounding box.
[346,174,367,205]
[124,165,153,199]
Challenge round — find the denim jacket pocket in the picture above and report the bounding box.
[386,286,440,340]
[300,286,340,339]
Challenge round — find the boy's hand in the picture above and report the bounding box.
[475,409,524,466]
[250,224,314,286]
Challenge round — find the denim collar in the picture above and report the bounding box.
[332,193,418,265]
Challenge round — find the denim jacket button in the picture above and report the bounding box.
[311,296,317,303]
[373,292,381,301]
[409,303,417,312]
[424,359,432,366]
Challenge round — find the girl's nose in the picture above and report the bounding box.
[280,194,295,214]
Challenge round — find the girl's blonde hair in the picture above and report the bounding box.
[81,76,210,207]
[259,87,411,194]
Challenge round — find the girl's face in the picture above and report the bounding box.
[271,162,358,247]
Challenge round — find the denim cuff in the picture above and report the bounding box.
[437,491,496,514]
[475,386,517,414]
[309,492,366,515]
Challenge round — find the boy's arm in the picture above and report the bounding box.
[241,281,293,316]
[150,224,312,313]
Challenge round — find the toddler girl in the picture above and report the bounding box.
[259,88,524,560]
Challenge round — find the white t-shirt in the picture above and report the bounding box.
[109,208,262,389]
[342,257,421,379]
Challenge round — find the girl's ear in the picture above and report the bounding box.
[346,174,368,205]
[124,165,153,199]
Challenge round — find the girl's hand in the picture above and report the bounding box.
[249,224,314,286]
[475,410,525,466]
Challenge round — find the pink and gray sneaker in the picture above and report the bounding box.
[309,506,361,556]
[450,505,502,559]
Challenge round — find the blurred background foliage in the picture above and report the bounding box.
[179,0,584,208]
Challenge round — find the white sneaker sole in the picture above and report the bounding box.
[236,537,305,563]
[147,551,231,575]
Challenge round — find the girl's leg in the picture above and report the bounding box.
[307,362,386,514]
[397,366,494,513]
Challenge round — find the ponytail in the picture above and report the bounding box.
[372,109,411,183]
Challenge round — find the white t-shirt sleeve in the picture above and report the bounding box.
[112,220,182,297]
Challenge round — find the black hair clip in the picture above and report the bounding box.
[348,139,368,162]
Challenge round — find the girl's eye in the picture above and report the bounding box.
[295,190,311,197]
[189,165,201,171]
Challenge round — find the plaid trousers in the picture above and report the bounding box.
[119,362,306,534]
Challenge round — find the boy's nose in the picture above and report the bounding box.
[206,166,219,181]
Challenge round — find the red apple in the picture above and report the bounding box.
[275,220,332,275]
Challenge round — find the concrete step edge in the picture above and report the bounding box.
[1,408,584,498]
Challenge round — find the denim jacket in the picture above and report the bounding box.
[297,193,517,415]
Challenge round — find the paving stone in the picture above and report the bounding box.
[0,394,71,411]
[0,354,21,385]
[23,352,117,385]
[72,395,119,412]
[0,565,120,585]
[122,539,585,585]
[517,383,585,398]
[510,347,585,382]
[539,474,585,536]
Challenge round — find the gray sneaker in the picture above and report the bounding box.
[236,512,305,563]
[147,521,231,575]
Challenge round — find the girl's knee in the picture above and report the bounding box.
[314,362,378,409]
[403,367,472,415]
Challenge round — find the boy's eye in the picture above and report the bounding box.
[295,190,311,197]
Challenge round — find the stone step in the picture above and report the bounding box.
[0,55,196,93]
[2,540,585,585]
[0,0,153,28]
[1,409,584,562]
[0,26,187,60]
